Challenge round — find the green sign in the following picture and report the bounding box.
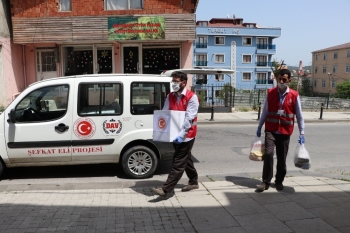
[108,16,165,40]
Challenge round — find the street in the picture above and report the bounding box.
[1,122,349,186]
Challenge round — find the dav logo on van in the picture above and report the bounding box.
[102,117,123,137]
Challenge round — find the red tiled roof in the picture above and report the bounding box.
[312,42,350,53]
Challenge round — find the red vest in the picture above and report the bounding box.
[168,90,197,138]
[265,87,298,135]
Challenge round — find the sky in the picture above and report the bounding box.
[195,0,350,67]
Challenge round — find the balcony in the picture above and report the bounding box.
[256,79,274,85]
[196,61,208,66]
[256,44,276,54]
[196,43,207,48]
[257,44,276,49]
[256,62,273,67]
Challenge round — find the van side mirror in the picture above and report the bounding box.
[7,109,16,123]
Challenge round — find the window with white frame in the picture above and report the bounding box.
[215,37,225,45]
[242,72,251,81]
[314,67,318,73]
[347,50,350,58]
[198,22,208,27]
[314,80,317,87]
[256,73,267,84]
[322,66,327,73]
[322,80,326,88]
[346,65,350,73]
[315,54,318,60]
[242,55,252,63]
[256,38,267,49]
[332,80,336,88]
[242,37,252,46]
[105,0,143,10]
[333,65,337,73]
[60,0,71,11]
[196,36,208,48]
[334,52,338,59]
[195,54,207,66]
[214,54,224,63]
[257,55,267,66]
[215,74,224,81]
[323,53,327,60]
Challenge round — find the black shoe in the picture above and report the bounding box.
[275,183,284,190]
[256,182,270,191]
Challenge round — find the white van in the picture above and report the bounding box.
[0,69,234,179]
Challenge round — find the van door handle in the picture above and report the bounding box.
[55,123,69,132]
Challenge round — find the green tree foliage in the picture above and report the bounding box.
[289,79,298,90]
[301,79,313,96]
[218,83,233,107]
[335,80,350,99]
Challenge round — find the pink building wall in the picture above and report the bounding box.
[0,38,24,107]
[182,41,194,88]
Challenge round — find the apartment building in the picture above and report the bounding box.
[192,16,281,97]
[4,0,198,106]
[312,42,350,95]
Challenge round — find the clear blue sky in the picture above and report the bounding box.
[196,0,350,67]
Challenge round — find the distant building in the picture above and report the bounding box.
[192,16,281,100]
[312,42,350,95]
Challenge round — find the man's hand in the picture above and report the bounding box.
[298,135,305,144]
[173,136,183,144]
[256,127,261,137]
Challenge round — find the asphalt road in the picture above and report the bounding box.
[1,122,349,186]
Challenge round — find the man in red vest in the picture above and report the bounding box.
[152,71,199,198]
[256,69,305,191]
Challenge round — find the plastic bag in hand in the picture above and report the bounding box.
[294,144,311,169]
[249,137,265,161]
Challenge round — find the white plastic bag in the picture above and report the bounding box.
[249,137,265,161]
[294,144,311,169]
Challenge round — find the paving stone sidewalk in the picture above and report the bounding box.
[0,172,350,233]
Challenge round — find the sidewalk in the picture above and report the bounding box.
[0,171,349,233]
[197,110,350,124]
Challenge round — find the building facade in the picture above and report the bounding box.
[312,42,350,95]
[1,0,24,109]
[4,0,198,107]
[192,17,281,101]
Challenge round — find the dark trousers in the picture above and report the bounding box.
[263,132,290,185]
[162,139,198,193]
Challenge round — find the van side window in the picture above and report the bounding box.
[15,85,69,123]
[131,82,170,115]
[78,83,122,116]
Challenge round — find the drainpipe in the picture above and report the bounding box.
[22,45,27,89]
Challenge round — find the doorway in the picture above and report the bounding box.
[123,47,139,74]
[36,49,57,81]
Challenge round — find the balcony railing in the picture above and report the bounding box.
[257,44,276,49]
[256,79,274,85]
[196,61,208,66]
[256,62,273,66]
[196,43,207,48]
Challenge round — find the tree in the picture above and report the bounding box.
[289,79,298,90]
[218,83,233,107]
[335,80,350,99]
[301,79,313,96]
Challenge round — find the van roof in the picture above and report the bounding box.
[28,68,235,87]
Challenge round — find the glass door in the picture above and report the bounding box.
[96,46,113,74]
[123,46,139,74]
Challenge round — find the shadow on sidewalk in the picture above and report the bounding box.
[224,176,296,194]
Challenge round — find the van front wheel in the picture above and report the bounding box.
[121,146,158,179]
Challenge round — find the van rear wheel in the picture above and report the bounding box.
[121,146,158,179]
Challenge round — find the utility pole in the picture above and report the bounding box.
[296,60,303,92]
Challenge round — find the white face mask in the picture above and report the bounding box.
[172,82,181,92]
[278,83,289,89]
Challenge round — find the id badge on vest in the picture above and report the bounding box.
[277,109,284,116]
